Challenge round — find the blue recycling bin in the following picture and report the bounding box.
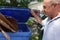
[0,7,31,40]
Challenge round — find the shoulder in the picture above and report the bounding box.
[53,17,60,25]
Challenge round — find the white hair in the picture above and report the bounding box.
[49,0,60,7]
[50,0,60,4]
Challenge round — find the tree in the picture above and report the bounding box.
[38,0,43,2]
[0,0,6,6]
[19,0,30,8]
[10,0,18,6]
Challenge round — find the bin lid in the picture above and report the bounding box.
[0,7,31,23]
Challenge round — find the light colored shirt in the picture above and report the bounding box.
[41,13,60,40]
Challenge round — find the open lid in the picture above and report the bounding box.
[0,7,31,23]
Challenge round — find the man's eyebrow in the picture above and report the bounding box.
[43,6,46,9]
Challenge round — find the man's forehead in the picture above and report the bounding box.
[44,0,51,2]
[43,0,51,5]
[43,2,50,6]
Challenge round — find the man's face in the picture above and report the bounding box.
[42,1,56,17]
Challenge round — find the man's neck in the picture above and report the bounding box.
[51,12,59,19]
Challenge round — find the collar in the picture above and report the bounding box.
[52,13,60,21]
[45,13,60,24]
[46,13,60,23]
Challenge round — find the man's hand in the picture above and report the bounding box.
[30,9,42,24]
[30,10,36,16]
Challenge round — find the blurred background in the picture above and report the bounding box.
[0,0,47,40]
[0,0,43,7]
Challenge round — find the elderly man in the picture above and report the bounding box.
[30,0,60,40]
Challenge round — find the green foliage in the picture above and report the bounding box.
[19,0,30,8]
[30,34,38,40]
[26,17,34,25]
[0,0,44,7]
[0,0,6,6]
[37,24,43,40]
[0,0,30,8]
[10,0,18,6]
[37,0,43,2]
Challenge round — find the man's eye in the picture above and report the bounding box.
[43,6,46,9]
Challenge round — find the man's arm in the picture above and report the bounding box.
[30,10,42,24]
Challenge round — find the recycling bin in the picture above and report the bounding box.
[0,7,31,40]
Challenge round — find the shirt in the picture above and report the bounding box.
[41,13,60,40]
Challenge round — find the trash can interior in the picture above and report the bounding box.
[0,23,31,37]
[0,8,31,37]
